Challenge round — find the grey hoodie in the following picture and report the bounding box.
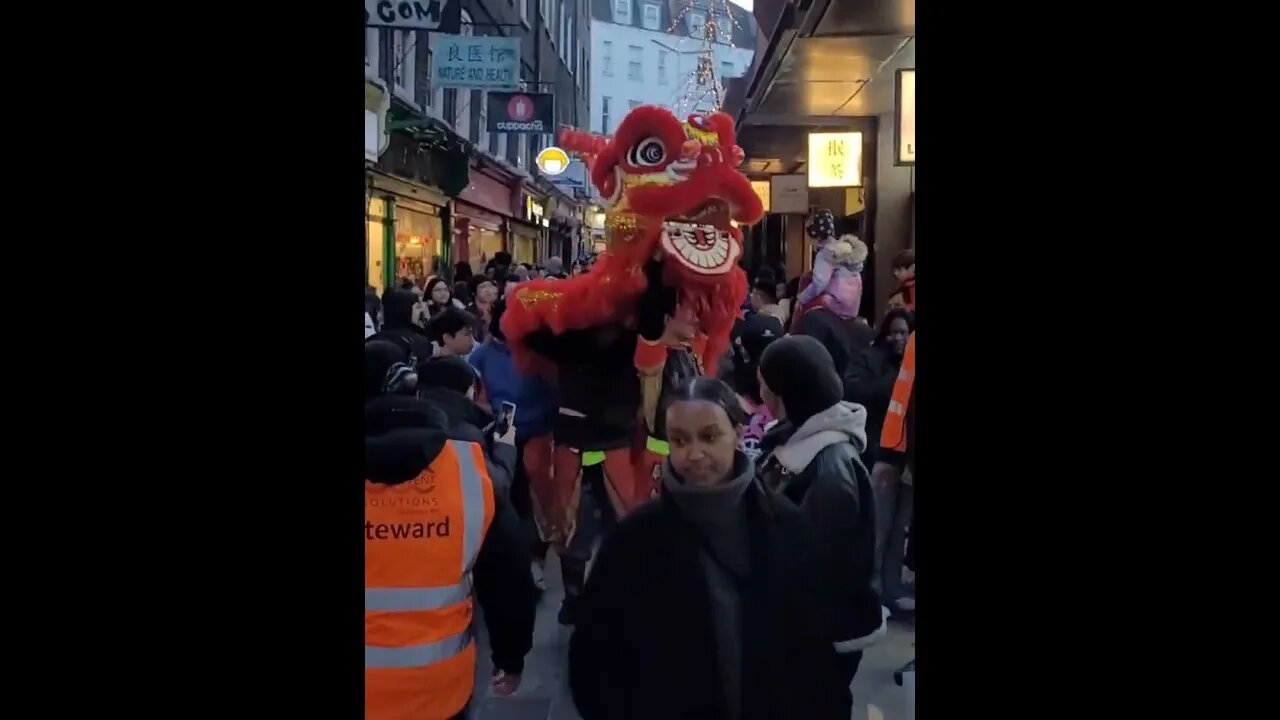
[772,402,867,473]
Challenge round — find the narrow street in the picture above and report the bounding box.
[472,553,916,720]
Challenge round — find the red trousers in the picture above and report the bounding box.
[528,444,643,549]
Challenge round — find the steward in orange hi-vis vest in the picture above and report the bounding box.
[880,332,916,453]
[366,439,492,720]
[365,393,536,720]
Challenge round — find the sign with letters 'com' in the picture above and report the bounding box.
[365,0,461,33]
[429,36,521,91]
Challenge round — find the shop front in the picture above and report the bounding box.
[455,163,520,273]
[512,194,548,264]
[544,197,583,260]
[367,169,448,293]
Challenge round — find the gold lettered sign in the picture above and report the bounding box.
[750,180,771,212]
[807,132,863,188]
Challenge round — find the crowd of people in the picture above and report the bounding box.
[364,211,918,720]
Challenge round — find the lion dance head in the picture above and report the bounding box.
[502,106,765,372]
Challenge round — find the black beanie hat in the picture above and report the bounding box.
[759,335,843,426]
[417,355,477,395]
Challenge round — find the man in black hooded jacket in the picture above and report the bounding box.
[364,341,536,703]
[755,335,885,687]
[368,287,434,360]
[416,355,516,495]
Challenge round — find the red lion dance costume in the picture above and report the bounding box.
[501,107,764,558]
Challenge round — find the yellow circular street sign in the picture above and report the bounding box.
[536,146,570,175]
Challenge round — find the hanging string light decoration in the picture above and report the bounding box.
[667,0,745,115]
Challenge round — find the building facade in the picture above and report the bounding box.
[364,0,593,287]
[589,0,757,134]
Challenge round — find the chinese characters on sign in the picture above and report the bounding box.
[807,132,863,188]
[750,180,771,213]
[429,36,521,91]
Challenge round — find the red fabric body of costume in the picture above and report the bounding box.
[502,107,760,375]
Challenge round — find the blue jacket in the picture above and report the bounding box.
[469,339,558,441]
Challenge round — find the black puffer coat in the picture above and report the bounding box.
[843,343,902,466]
[569,482,850,720]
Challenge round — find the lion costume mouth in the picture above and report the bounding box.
[661,198,740,275]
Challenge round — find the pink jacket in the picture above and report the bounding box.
[797,246,863,320]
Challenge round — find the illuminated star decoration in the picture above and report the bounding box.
[667,0,745,115]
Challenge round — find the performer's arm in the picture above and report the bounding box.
[635,338,666,433]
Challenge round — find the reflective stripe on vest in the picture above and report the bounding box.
[365,582,471,612]
[366,628,474,669]
[880,333,916,453]
[453,440,486,572]
[646,436,670,456]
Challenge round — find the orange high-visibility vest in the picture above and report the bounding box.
[366,440,495,720]
[880,332,915,453]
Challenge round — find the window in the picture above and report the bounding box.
[614,0,632,24]
[602,41,613,76]
[602,96,612,134]
[366,28,380,77]
[721,61,733,79]
[658,51,668,84]
[714,14,731,43]
[445,89,458,128]
[392,30,416,103]
[517,135,528,168]
[429,47,444,112]
[506,131,518,164]
[643,3,661,30]
[453,12,473,138]
[629,99,641,110]
[628,45,642,81]
[688,11,706,38]
[520,0,529,26]
[423,47,434,109]
[477,90,487,151]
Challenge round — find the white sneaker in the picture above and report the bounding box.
[895,595,916,612]
[530,561,547,590]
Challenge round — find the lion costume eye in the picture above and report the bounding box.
[627,137,666,167]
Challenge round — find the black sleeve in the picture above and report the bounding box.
[569,523,634,719]
[635,260,672,342]
[524,325,634,365]
[844,350,895,406]
[791,310,828,344]
[482,439,518,497]
[472,488,537,675]
[796,463,861,609]
[523,327,590,363]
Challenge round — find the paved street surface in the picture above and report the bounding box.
[471,553,916,720]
